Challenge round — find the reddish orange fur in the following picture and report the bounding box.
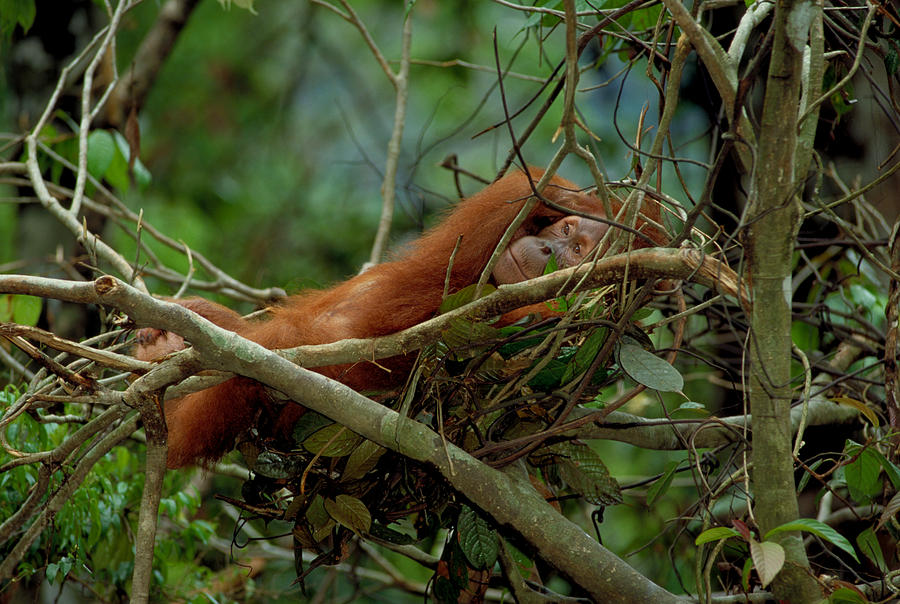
[135,168,666,468]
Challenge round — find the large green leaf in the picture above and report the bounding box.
[542,442,622,505]
[303,424,362,457]
[616,339,683,392]
[694,526,741,545]
[439,283,496,313]
[764,518,858,562]
[441,317,500,357]
[843,443,883,504]
[856,526,887,571]
[457,505,498,569]
[646,461,679,506]
[343,439,386,480]
[561,328,608,383]
[0,0,36,38]
[87,130,115,179]
[324,494,371,537]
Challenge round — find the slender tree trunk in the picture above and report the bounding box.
[747,0,823,600]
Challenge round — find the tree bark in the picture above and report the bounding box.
[746,0,823,600]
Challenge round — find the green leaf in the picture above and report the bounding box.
[865,447,900,489]
[749,539,784,587]
[855,526,886,571]
[561,328,607,383]
[303,424,362,457]
[824,290,853,327]
[87,130,115,179]
[527,356,568,389]
[798,458,827,492]
[617,340,683,392]
[46,562,59,584]
[113,130,152,189]
[741,557,753,591]
[844,444,882,504]
[542,442,622,505]
[886,44,899,76]
[694,526,741,545]
[368,521,415,545]
[791,321,819,353]
[441,317,500,357]
[542,252,559,275]
[544,295,571,313]
[764,518,859,562]
[433,576,460,603]
[629,3,663,29]
[12,295,42,326]
[457,505,498,569]
[0,0,36,37]
[631,307,654,322]
[828,586,869,604]
[103,138,130,193]
[646,461,678,506]
[291,411,333,444]
[848,283,886,325]
[99,130,152,193]
[440,283,495,313]
[0,295,11,322]
[305,495,329,527]
[324,494,371,537]
[343,439,386,480]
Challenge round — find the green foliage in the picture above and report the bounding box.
[87,130,115,179]
[885,44,898,76]
[303,424,362,457]
[535,442,622,505]
[764,519,858,562]
[0,0,35,41]
[616,337,684,392]
[855,526,886,572]
[291,410,335,443]
[697,517,859,590]
[439,283,496,313]
[0,399,227,601]
[0,294,42,325]
[441,317,502,358]
[561,327,607,383]
[29,122,152,197]
[343,439,386,480]
[841,441,887,504]
[434,536,469,603]
[828,587,869,604]
[0,202,15,264]
[456,505,498,569]
[324,494,372,537]
[823,63,856,121]
[542,252,559,275]
[646,460,679,506]
[509,326,613,391]
[695,526,741,545]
